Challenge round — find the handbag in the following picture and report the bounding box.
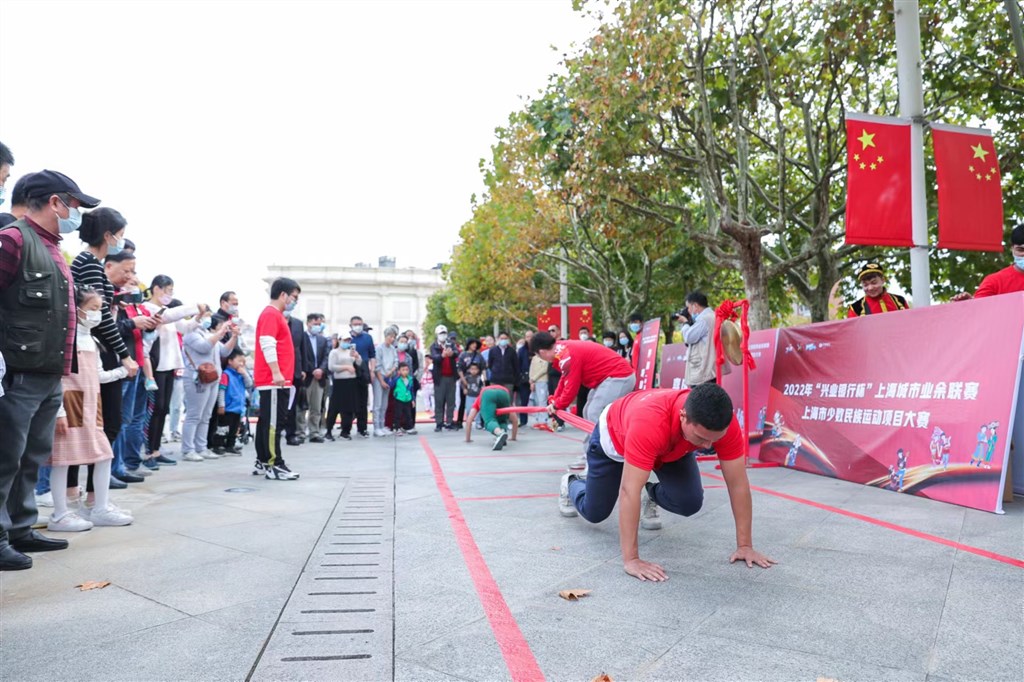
[184,348,219,384]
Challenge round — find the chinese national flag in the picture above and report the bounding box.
[932,123,1004,252]
[844,113,913,247]
[567,305,593,337]
[537,306,561,332]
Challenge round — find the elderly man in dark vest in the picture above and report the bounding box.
[0,170,101,571]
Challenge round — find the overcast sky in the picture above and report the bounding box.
[0,0,597,322]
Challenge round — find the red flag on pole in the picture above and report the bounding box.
[566,304,593,338]
[844,113,913,247]
[932,123,1004,252]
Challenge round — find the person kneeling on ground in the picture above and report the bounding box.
[559,383,775,581]
[465,384,519,451]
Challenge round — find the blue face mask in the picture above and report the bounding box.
[498,338,509,347]
[341,342,353,350]
[1014,255,1024,270]
[200,317,212,330]
[397,342,408,351]
[57,200,82,234]
[603,339,615,348]
[619,337,629,346]
[628,323,642,333]
[0,186,5,206]
[311,323,324,334]
[284,299,297,313]
[107,234,125,256]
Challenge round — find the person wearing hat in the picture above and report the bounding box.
[0,170,101,570]
[429,324,460,431]
[952,223,1024,301]
[846,263,909,317]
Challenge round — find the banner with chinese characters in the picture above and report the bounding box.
[659,343,689,390]
[634,319,662,391]
[760,294,1024,513]
[719,329,780,460]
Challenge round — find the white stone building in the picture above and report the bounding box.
[265,257,444,340]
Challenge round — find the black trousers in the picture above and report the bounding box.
[353,381,369,435]
[393,400,415,431]
[147,370,176,453]
[326,378,359,436]
[516,382,531,426]
[256,388,289,468]
[214,411,242,449]
[100,378,123,445]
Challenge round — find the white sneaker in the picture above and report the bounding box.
[265,465,299,481]
[89,506,134,526]
[641,485,662,530]
[47,511,94,532]
[567,454,587,472]
[182,452,204,462]
[492,430,508,451]
[405,428,418,435]
[35,491,54,508]
[199,450,221,459]
[128,467,152,477]
[80,501,133,521]
[559,473,580,518]
[170,433,182,442]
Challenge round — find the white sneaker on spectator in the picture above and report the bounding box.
[567,455,587,472]
[89,506,134,526]
[199,450,221,459]
[35,491,54,508]
[47,511,93,532]
[80,500,133,521]
[171,433,182,442]
[182,452,204,462]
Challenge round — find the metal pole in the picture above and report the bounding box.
[894,0,931,307]
[559,260,568,338]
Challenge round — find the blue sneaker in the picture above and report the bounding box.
[155,454,178,465]
[141,458,160,471]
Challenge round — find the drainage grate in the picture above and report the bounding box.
[248,476,394,681]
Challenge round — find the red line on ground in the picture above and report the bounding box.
[700,471,1024,569]
[419,437,546,681]
[449,469,565,476]
[457,493,560,502]
[438,452,571,460]
[548,431,586,443]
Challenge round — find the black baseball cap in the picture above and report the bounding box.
[856,263,885,281]
[20,170,100,208]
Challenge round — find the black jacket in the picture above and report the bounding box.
[430,341,460,383]
[488,344,520,385]
[288,316,312,383]
[303,332,331,386]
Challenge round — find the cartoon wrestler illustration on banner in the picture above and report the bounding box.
[929,427,952,470]
[983,421,999,469]
[970,423,989,467]
[895,448,908,492]
[771,410,784,438]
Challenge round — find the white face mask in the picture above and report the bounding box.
[80,309,102,329]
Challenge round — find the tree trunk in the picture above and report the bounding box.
[723,219,771,329]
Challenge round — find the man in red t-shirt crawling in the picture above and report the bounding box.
[253,277,301,481]
[560,383,776,581]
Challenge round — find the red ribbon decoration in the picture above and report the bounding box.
[714,300,756,464]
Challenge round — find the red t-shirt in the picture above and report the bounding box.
[254,305,294,388]
[974,265,1024,299]
[550,340,635,410]
[605,389,743,471]
[472,384,510,413]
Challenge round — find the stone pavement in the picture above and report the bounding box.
[1,422,1021,682]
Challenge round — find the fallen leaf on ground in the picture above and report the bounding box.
[590,674,614,682]
[558,588,592,601]
[550,546,562,551]
[76,581,111,591]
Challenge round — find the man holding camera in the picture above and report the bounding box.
[677,291,717,387]
[430,325,460,432]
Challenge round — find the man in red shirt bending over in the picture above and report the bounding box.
[254,277,301,481]
[530,330,635,471]
[559,384,776,581]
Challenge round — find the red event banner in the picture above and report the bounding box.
[719,328,779,461]
[659,343,688,390]
[634,318,662,391]
[761,294,1024,513]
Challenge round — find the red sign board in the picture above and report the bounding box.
[761,294,1024,513]
[634,319,662,391]
[659,343,688,390]
[719,328,779,460]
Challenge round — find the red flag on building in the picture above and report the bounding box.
[844,113,913,247]
[932,123,1004,252]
